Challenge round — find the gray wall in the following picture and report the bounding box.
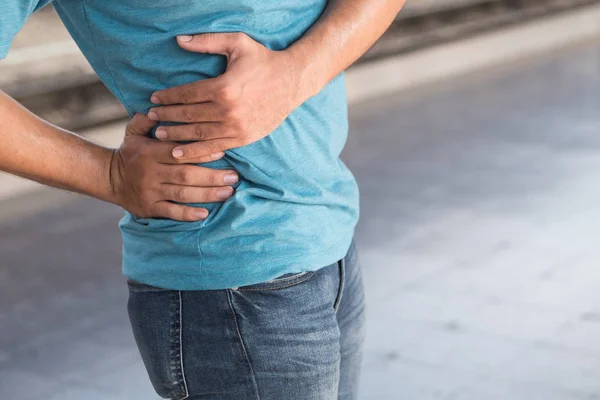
[402,0,492,16]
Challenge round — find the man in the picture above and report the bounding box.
[0,0,406,399]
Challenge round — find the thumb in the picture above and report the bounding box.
[126,113,156,137]
[176,33,245,58]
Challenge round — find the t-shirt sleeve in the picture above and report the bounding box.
[0,1,53,59]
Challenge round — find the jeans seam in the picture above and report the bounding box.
[170,291,189,400]
[178,291,190,399]
[227,290,261,399]
[334,258,345,313]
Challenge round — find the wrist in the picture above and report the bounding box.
[284,44,330,101]
[105,148,125,207]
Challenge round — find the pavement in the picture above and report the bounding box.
[1,38,600,400]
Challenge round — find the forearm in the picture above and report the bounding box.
[0,90,116,203]
[288,0,406,96]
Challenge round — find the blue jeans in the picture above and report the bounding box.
[127,241,366,400]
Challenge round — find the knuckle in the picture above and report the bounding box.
[216,87,229,102]
[180,88,193,104]
[229,116,244,131]
[177,169,191,185]
[217,85,236,103]
[194,124,206,140]
[175,187,188,202]
[180,210,192,221]
[186,208,200,221]
[223,105,240,121]
[181,108,196,122]
[180,147,197,160]
[205,141,220,154]
[213,172,225,186]
[207,189,220,202]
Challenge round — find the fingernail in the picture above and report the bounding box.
[211,152,225,160]
[177,35,193,42]
[217,188,234,199]
[196,210,209,219]
[172,149,184,158]
[155,129,168,139]
[148,110,159,121]
[150,94,160,104]
[224,173,239,184]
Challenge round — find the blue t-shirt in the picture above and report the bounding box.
[1,1,359,290]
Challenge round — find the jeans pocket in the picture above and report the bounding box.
[127,287,189,400]
[233,271,316,291]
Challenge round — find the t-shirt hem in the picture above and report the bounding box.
[123,233,354,291]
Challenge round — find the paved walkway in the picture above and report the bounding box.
[1,41,599,399]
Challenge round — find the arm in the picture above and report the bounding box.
[0,91,237,221]
[0,90,116,202]
[147,0,407,158]
[288,0,408,98]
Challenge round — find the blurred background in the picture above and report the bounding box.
[1,1,600,399]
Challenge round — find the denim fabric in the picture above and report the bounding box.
[127,242,366,400]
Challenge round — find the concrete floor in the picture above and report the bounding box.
[1,41,600,399]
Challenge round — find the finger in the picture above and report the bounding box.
[176,32,248,57]
[148,103,223,124]
[155,123,230,142]
[171,153,228,165]
[161,184,234,204]
[172,139,237,160]
[126,113,156,137]
[152,202,209,222]
[151,79,219,105]
[144,139,225,164]
[158,164,239,187]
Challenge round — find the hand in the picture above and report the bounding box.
[109,114,239,221]
[147,33,310,160]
